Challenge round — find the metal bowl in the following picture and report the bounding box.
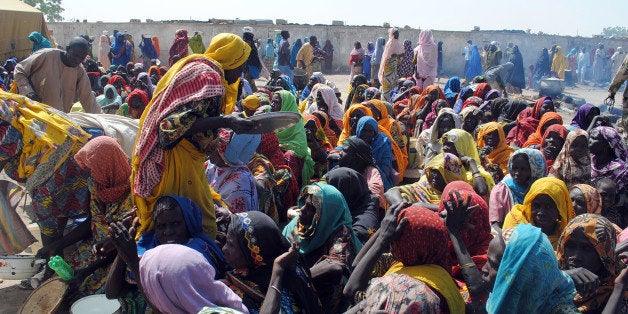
[0,255,46,280]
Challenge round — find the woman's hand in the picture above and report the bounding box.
[442,191,477,231]
[460,156,475,168]
[273,242,300,274]
[378,202,410,246]
[108,221,138,267]
[565,267,601,297]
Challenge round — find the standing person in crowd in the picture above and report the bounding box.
[138,34,159,70]
[188,31,206,54]
[607,53,628,134]
[552,46,569,79]
[414,29,438,90]
[277,30,293,81]
[532,48,551,89]
[263,38,275,71]
[323,39,334,73]
[348,41,365,81]
[486,42,502,68]
[297,36,321,78]
[578,47,590,84]
[290,38,302,69]
[168,29,189,66]
[370,37,385,87]
[379,28,404,101]
[110,32,131,67]
[242,27,262,92]
[437,41,443,81]
[362,42,374,82]
[397,40,414,79]
[98,31,111,69]
[13,37,101,113]
[507,45,525,93]
[28,31,51,53]
[593,44,606,85]
[463,40,472,76]
[466,44,483,81]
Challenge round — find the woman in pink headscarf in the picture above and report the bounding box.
[414,29,438,89]
[378,28,405,101]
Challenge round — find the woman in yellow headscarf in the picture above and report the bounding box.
[551,46,569,79]
[132,50,255,240]
[387,152,466,206]
[441,129,495,197]
[365,99,408,178]
[476,122,515,174]
[503,177,575,248]
[337,104,373,145]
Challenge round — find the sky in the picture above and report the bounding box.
[60,0,626,37]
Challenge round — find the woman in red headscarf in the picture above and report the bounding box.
[168,29,189,66]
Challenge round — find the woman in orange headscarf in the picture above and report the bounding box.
[337,104,373,145]
[477,122,515,174]
[522,112,563,148]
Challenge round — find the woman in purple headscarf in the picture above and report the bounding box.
[568,103,600,131]
[589,126,628,193]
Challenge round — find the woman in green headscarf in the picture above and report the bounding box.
[282,183,362,313]
[188,32,206,54]
[271,90,315,186]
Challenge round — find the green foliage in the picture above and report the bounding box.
[602,26,628,38]
[22,0,64,22]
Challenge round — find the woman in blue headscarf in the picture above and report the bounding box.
[355,116,395,190]
[465,45,483,81]
[110,32,131,67]
[362,42,374,81]
[443,76,461,106]
[273,33,282,69]
[507,45,526,92]
[138,35,158,68]
[290,38,302,68]
[370,37,386,86]
[133,195,226,274]
[28,31,52,53]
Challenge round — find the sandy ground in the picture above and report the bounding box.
[0,74,615,313]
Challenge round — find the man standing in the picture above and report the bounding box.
[463,40,472,76]
[607,53,628,138]
[14,37,101,113]
[277,30,293,81]
[297,35,321,77]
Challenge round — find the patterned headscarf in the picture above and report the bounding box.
[168,29,189,66]
[590,126,628,191]
[282,183,362,256]
[487,224,576,313]
[133,59,224,198]
[571,184,602,215]
[504,148,547,205]
[549,129,591,187]
[363,274,443,313]
[391,205,450,270]
[74,136,131,203]
[556,214,619,312]
[230,211,287,268]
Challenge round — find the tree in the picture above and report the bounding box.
[22,0,64,22]
[602,26,628,38]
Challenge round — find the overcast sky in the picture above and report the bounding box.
[61,0,625,37]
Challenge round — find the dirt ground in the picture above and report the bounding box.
[0,74,615,314]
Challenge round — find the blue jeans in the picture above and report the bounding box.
[278,65,294,82]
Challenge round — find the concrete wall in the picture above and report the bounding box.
[48,22,628,79]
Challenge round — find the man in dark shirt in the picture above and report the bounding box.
[277,30,293,81]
